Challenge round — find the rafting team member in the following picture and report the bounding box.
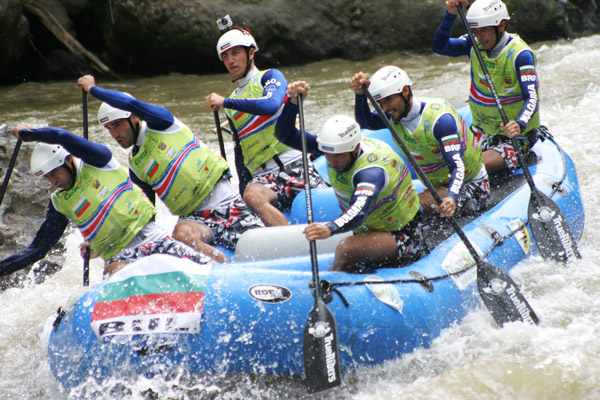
[0,124,213,278]
[351,66,489,217]
[78,75,265,263]
[275,81,428,272]
[433,0,542,176]
[205,25,327,227]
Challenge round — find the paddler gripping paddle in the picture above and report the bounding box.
[363,84,539,327]
[298,93,341,392]
[457,4,580,263]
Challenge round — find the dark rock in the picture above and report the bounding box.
[0,0,30,83]
[1,0,599,84]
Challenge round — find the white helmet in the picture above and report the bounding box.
[97,102,131,126]
[467,0,510,28]
[369,66,412,101]
[216,28,259,60]
[318,115,362,154]
[30,142,70,177]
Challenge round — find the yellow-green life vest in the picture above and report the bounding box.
[225,70,291,174]
[130,122,229,216]
[51,160,155,260]
[391,98,483,188]
[470,34,541,135]
[329,138,419,234]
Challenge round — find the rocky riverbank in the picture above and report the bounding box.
[1,0,599,84]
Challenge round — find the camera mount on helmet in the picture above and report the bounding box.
[216,15,234,33]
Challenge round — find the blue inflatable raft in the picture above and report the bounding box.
[46,127,585,390]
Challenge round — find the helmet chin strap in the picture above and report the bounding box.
[232,48,253,83]
[346,146,362,172]
[399,88,413,120]
[127,118,140,145]
[62,158,77,192]
[494,27,503,48]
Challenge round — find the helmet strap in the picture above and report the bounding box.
[348,145,362,169]
[400,88,413,120]
[62,157,77,191]
[494,27,502,47]
[127,118,140,145]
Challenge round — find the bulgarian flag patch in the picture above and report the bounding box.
[144,159,160,178]
[90,254,212,338]
[73,197,91,218]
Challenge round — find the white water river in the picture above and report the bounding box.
[0,34,599,399]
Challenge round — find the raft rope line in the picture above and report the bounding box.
[532,127,567,199]
[324,219,530,306]
[325,133,571,305]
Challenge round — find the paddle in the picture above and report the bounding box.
[456,5,580,263]
[298,93,341,392]
[224,120,252,195]
[363,85,539,327]
[0,131,22,207]
[213,110,227,160]
[82,90,90,286]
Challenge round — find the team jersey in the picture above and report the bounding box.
[89,86,231,213]
[0,127,155,270]
[275,101,419,234]
[355,96,482,201]
[432,11,540,134]
[224,67,291,174]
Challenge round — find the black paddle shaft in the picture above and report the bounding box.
[298,94,341,392]
[298,94,320,287]
[213,110,228,160]
[82,90,90,286]
[362,85,539,326]
[456,7,533,181]
[0,137,22,207]
[361,85,484,265]
[457,6,580,262]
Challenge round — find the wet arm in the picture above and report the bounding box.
[19,127,112,168]
[0,201,68,277]
[514,50,540,131]
[327,166,385,234]
[433,113,465,201]
[224,69,288,115]
[274,101,321,155]
[354,94,385,130]
[90,86,174,131]
[432,11,472,57]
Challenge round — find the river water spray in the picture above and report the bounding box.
[0,35,598,399]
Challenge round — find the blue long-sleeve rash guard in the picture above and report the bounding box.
[354,96,465,201]
[275,101,386,234]
[89,86,177,203]
[223,69,288,115]
[0,127,113,277]
[90,86,174,131]
[432,11,539,131]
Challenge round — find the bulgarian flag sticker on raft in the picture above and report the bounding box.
[90,254,212,338]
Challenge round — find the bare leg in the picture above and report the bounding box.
[418,187,448,215]
[329,231,398,272]
[172,221,230,263]
[243,182,288,227]
[104,261,128,276]
[483,149,506,174]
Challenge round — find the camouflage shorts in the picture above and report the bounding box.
[455,164,491,214]
[251,157,328,209]
[109,235,213,265]
[473,127,538,174]
[180,197,265,250]
[391,215,429,266]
